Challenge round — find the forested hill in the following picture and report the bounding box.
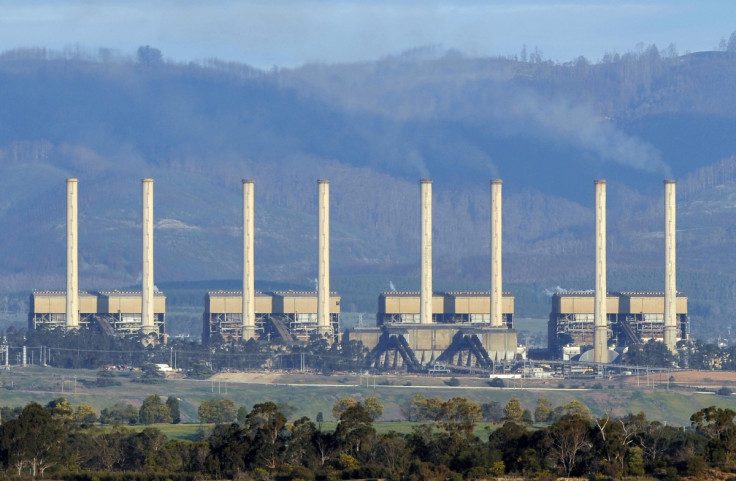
[1,45,736,338]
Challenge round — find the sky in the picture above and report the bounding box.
[0,1,734,68]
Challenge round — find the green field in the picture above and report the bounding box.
[2,366,736,428]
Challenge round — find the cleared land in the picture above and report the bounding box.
[2,366,736,427]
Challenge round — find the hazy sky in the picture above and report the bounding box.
[1,1,734,68]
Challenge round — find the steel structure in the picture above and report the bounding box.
[203,290,269,342]
[29,290,166,339]
[378,291,514,327]
[203,290,340,343]
[548,291,688,356]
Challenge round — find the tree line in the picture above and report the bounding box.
[14,325,736,375]
[8,327,368,375]
[3,395,736,479]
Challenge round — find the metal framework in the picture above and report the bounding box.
[29,290,166,340]
[548,291,688,356]
[378,291,514,327]
[204,312,267,342]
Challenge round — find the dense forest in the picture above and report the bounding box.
[1,37,736,340]
[3,394,736,480]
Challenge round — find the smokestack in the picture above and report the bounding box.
[66,178,79,329]
[490,179,503,327]
[243,180,256,340]
[420,179,433,325]
[317,179,331,335]
[664,180,678,351]
[594,180,607,363]
[141,178,155,335]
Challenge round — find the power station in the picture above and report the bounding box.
[548,179,688,361]
[29,176,688,369]
[29,178,167,341]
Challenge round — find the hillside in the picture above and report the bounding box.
[1,47,736,339]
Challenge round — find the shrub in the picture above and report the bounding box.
[488,377,505,388]
[446,377,461,386]
[717,386,733,396]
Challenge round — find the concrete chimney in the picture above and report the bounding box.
[663,179,678,351]
[490,179,503,327]
[242,179,256,340]
[66,178,79,329]
[420,179,433,325]
[317,179,331,335]
[594,180,607,363]
[141,178,155,335]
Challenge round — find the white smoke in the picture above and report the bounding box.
[406,149,429,178]
[543,286,593,297]
[389,280,396,291]
[483,85,672,177]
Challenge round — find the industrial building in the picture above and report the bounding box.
[202,290,340,342]
[28,178,166,341]
[30,175,687,369]
[346,179,519,372]
[29,289,167,338]
[546,179,684,363]
[348,289,518,371]
[202,179,341,344]
[378,291,514,327]
[548,291,688,357]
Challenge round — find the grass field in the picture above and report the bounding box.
[2,366,736,428]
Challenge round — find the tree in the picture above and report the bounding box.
[198,399,236,424]
[74,404,98,424]
[139,394,172,425]
[522,409,534,425]
[137,45,162,65]
[691,406,736,465]
[375,433,409,473]
[332,397,358,420]
[548,416,592,477]
[140,363,166,384]
[95,369,121,387]
[100,402,139,425]
[363,396,384,421]
[166,396,181,424]
[553,399,592,422]
[728,31,736,53]
[410,394,444,421]
[245,402,287,469]
[626,339,676,367]
[316,411,324,429]
[45,397,73,422]
[237,405,248,426]
[335,404,375,456]
[437,397,482,436]
[206,423,249,477]
[0,402,65,476]
[489,377,505,387]
[503,398,524,423]
[535,398,553,423]
[481,401,504,422]
[284,416,318,467]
